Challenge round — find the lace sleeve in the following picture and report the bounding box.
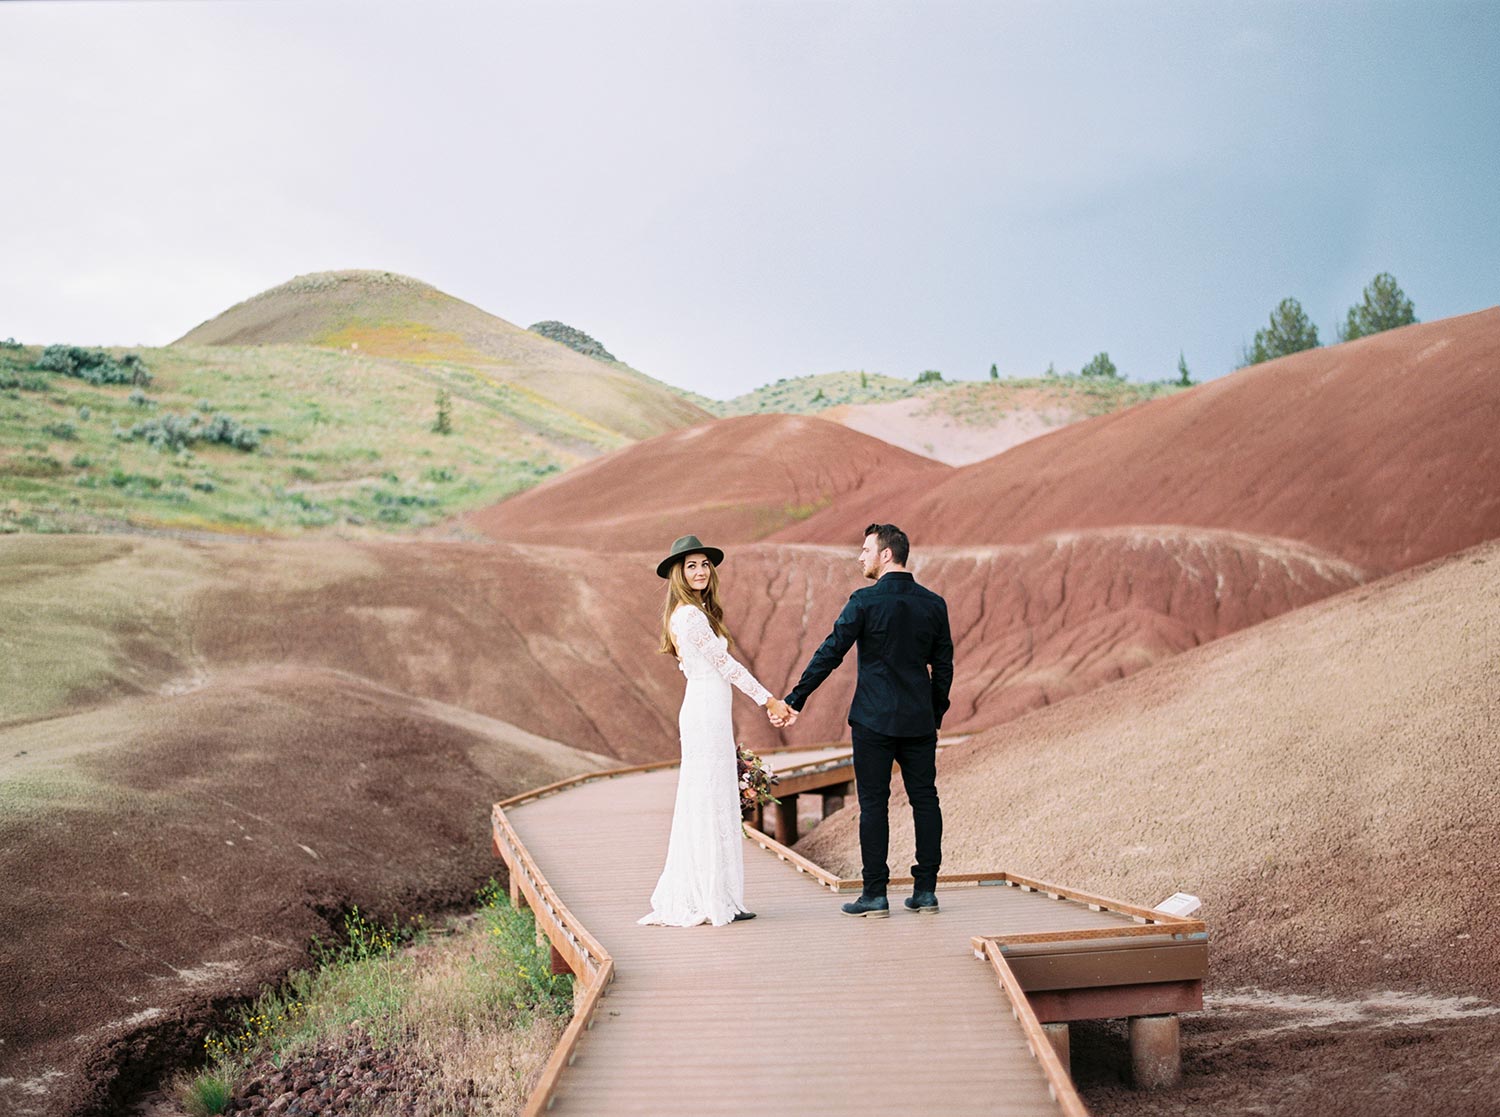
[673,606,772,706]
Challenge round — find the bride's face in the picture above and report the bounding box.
[683,554,712,592]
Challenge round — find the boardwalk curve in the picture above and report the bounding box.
[492,749,1205,1115]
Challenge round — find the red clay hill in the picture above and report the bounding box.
[464,413,952,549]
[776,308,1500,576]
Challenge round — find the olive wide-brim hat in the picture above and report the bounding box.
[656,534,725,579]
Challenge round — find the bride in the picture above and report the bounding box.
[639,535,796,927]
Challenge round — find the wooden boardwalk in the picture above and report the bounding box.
[494,747,1206,1116]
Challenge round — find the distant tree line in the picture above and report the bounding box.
[968,271,1419,385]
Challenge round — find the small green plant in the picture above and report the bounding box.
[128,389,153,408]
[474,880,573,1017]
[77,405,91,421]
[179,1070,233,1116]
[422,466,457,482]
[42,421,78,441]
[433,389,452,434]
[1177,351,1193,386]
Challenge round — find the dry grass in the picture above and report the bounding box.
[172,889,570,1116]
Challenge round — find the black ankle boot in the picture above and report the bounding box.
[841,894,890,918]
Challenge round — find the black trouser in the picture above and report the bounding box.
[850,723,942,896]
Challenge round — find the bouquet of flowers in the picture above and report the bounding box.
[736,745,780,811]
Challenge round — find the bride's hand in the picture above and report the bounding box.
[765,698,793,727]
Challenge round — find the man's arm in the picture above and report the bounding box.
[930,602,954,729]
[785,596,862,711]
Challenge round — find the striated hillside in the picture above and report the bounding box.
[776,308,1500,575]
[0,530,1364,763]
[175,270,711,443]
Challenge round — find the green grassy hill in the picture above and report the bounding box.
[705,369,920,415]
[176,271,711,442]
[0,341,617,535]
[701,367,1185,419]
[1,271,719,536]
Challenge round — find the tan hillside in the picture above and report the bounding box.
[819,379,1182,465]
[174,270,712,441]
[777,307,1500,575]
[800,538,1500,999]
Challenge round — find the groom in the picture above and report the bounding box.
[781,523,953,918]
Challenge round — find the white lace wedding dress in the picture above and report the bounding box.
[638,603,772,927]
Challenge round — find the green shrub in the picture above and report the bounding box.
[0,337,22,350]
[916,369,944,383]
[35,346,153,387]
[43,421,78,441]
[120,412,260,452]
[128,389,153,408]
[1080,351,1119,378]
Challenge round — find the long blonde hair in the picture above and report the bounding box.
[659,558,731,657]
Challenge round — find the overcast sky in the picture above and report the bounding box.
[2,2,1497,399]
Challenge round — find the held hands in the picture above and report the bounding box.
[765,698,797,728]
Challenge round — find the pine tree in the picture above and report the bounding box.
[989,362,999,380]
[1245,297,1320,365]
[1177,351,1192,386]
[1339,273,1418,341]
[433,389,452,434]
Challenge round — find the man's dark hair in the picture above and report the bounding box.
[864,523,910,565]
